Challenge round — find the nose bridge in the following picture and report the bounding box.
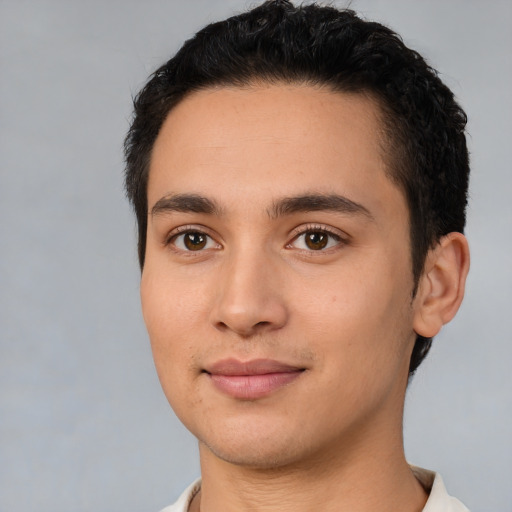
[211,242,288,336]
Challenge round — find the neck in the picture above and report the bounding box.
[194,417,427,512]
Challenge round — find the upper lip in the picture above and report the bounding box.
[204,358,304,376]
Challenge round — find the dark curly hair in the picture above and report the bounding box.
[124,0,469,375]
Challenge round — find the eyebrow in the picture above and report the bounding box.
[150,192,373,221]
[151,193,222,217]
[269,193,374,220]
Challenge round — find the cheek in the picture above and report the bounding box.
[140,269,202,381]
[298,255,414,373]
[141,263,209,332]
[140,271,211,424]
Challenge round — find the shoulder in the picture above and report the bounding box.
[159,479,201,512]
[411,466,470,512]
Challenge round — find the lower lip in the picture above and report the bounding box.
[208,371,303,400]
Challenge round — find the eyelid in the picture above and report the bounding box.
[165,224,222,251]
[286,223,349,251]
[289,223,348,240]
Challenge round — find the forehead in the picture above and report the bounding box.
[148,84,399,216]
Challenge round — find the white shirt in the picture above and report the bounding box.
[160,467,469,512]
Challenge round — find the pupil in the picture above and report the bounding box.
[306,232,327,250]
[185,233,206,250]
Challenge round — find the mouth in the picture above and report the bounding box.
[203,358,305,400]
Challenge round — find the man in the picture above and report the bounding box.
[124,1,470,510]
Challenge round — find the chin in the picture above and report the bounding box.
[203,439,304,469]
[195,418,323,470]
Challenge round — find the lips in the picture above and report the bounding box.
[204,358,304,399]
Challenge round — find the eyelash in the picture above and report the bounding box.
[287,224,347,253]
[165,225,220,253]
[165,224,347,254]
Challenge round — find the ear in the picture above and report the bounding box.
[413,232,470,338]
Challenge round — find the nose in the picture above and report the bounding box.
[210,250,288,337]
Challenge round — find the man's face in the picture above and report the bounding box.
[141,84,418,468]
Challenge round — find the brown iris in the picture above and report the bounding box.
[184,232,207,250]
[305,231,328,250]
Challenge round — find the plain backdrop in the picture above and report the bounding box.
[1,1,511,511]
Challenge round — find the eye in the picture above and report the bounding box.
[170,230,219,252]
[289,228,343,251]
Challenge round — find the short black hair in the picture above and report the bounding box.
[124,0,469,375]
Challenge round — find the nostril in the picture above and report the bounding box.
[215,321,229,331]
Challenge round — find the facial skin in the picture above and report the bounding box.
[141,84,468,510]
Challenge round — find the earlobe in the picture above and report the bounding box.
[413,233,470,338]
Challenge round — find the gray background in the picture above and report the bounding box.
[1,1,510,511]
